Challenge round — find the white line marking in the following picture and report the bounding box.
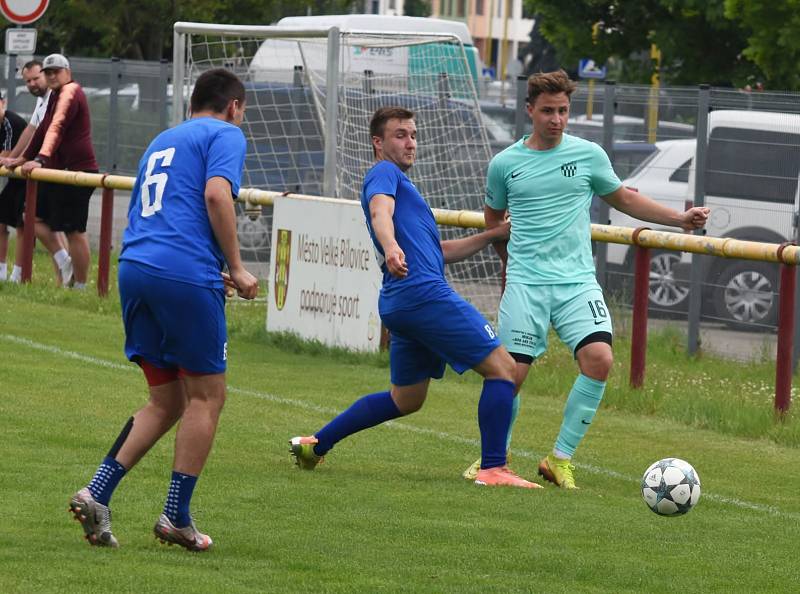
[3,332,797,520]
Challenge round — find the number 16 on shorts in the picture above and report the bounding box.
[588,299,608,325]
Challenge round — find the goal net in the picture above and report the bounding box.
[174,23,502,317]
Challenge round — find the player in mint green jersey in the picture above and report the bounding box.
[464,70,709,488]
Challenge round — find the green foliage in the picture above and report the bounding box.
[31,0,361,61]
[404,0,433,17]
[725,0,800,89]
[525,0,781,88]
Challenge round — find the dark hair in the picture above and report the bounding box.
[22,60,42,72]
[369,106,415,140]
[189,68,246,114]
[527,69,577,104]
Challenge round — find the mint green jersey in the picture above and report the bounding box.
[485,133,621,284]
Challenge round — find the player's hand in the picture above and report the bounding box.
[680,207,710,231]
[0,156,23,169]
[221,272,237,298]
[224,267,259,300]
[385,244,408,278]
[491,215,511,242]
[20,160,41,175]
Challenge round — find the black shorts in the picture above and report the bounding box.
[0,179,26,228]
[38,172,97,233]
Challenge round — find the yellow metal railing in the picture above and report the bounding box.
[3,165,800,266]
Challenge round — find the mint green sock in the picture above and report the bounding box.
[554,374,605,457]
[505,393,520,451]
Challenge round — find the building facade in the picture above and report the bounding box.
[363,0,405,15]
[431,0,534,78]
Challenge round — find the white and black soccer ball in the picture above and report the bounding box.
[641,458,701,516]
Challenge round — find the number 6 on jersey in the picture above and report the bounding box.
[141,147,176,217]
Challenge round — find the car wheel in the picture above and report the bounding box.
[648,250,690,312]
[712,261,778,329]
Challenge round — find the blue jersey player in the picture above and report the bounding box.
[68,69,259,549]
[290,106,540,489]
[463,70,709,488]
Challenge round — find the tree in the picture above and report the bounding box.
[518,16,560,76]
[404,0,432,17]
[725,0,800,90]
[524,0,764,87]
[28,0,361,61]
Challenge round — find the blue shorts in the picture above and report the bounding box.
[381,291,501,386]
[119,261,227,374]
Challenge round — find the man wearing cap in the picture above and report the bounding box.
[18,53,98,289]
[1,59,72,285]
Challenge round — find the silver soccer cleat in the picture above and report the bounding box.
[68,487,119,548]
[153,513,213,552]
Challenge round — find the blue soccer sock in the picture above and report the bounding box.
[164,471,198,528]
[505,393,521,452]
[554,374,606,458]
[478,378,516,469]
[86,456,127,506]
[314,391,401,456]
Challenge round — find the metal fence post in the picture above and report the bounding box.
[630,235,651,388]
[5,53,16,113]
[107,57,121,172]
[97,186,114,297]
[776,259,796,415]
[20,178,37,282]
[595,80,615,289]
[794,215,800,371]
[158,58,169,132]
[687,84,710,355]
[322,27,340,198]
[514,75,528,140]
[172,29,186,126]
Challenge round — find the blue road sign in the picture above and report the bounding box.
[578,59,607,80]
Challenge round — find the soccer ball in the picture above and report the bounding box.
[641,458,701,516]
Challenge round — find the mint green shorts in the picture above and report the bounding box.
[497,282,613,360]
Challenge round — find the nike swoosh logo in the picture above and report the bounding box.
[511,170,522,178]
[594,320,604,325]
[581,420,592,425]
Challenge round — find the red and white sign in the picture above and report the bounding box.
[0,0,49,25]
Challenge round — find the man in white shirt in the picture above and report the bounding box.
[0,60,71,284]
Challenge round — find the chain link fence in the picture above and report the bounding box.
[5,55,800,357]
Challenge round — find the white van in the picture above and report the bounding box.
[606,110,800,329]
[250,14,482,86]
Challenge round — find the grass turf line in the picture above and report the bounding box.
[0,284,798,593]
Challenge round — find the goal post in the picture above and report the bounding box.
[173,21,502,317]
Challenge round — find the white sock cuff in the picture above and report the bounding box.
[54,249,69,267]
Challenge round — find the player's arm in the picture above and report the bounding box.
[484,205,509,265]
[205,176,258,299]
[1,124,36,164]
[601,186,709,232]
[369,193,407,278]
[440,216,509,264]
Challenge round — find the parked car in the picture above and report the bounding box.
[606,110,800,330]
[569,113,695,144]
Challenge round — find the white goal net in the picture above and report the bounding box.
[174,22,502,317]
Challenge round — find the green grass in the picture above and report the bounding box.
[1,253,799,593]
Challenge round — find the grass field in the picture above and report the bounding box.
[1,258,799,593]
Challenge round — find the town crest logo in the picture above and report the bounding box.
[274,229,291,311]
